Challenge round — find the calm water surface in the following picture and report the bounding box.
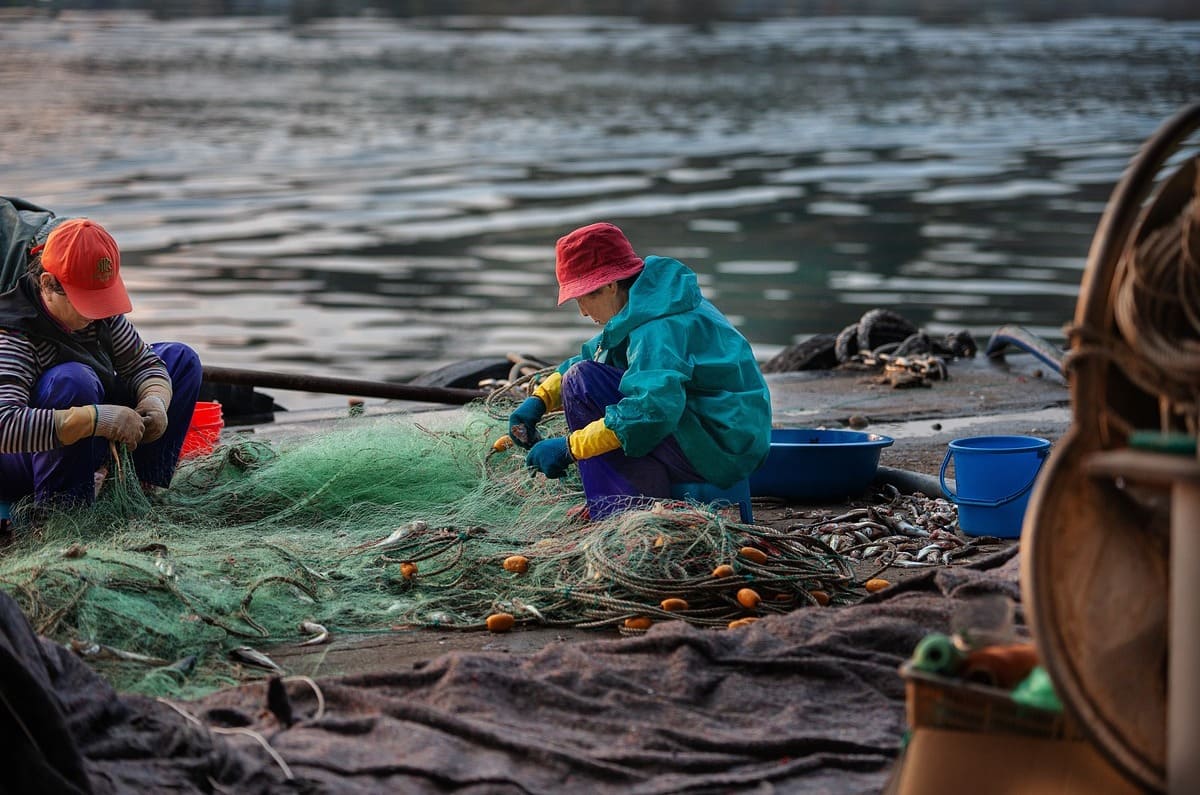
[2,12,1198,409]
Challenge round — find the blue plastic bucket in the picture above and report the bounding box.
[940,435,1051,538]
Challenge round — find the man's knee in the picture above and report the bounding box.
[153,342,201,376]
[33,363,103,408]
[153,342,202,393]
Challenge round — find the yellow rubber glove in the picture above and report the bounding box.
[531,371,563,413]
[567,417,622,461]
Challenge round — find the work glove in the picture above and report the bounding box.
[136,395,169,444]
[94,404,146,449]
[526,437,574,479]
[508,396,547,449]
[54,404,144,448]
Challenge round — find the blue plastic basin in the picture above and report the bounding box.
[749,428,895,501]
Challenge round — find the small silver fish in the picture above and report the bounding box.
[848,520,888,537]
[891,558,939,568]
[229,646,285,673]
[916,544,943,562]
[368,527,411,550]
[895,519,930,538]
[510,599,544,622]
[298,620,330,646]
[69,639,169,665]
[154,554,175,578]
[826,509,870,524]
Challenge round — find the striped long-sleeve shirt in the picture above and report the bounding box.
[0,316,168,453]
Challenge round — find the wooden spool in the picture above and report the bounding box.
[1022,102,1200,794]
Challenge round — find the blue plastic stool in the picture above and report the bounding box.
[670,479,754,524]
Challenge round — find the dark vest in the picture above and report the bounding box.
[0,274,119,396]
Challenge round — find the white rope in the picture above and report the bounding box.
[155,697,295,781]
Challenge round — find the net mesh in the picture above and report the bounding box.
[0,403,852,699]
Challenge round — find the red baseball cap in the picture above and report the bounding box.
[41,218,133,319]
[555,222,644,305]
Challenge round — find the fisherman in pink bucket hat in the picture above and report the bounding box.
[508,222,772,521]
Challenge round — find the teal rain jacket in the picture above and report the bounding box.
[558,255,771,487]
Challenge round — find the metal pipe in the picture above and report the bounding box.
[873,465,947,500]
[201,365,486,405]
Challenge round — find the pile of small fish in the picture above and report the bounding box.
[785,485,975,567]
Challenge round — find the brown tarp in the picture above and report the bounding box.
[2,551,1020,794]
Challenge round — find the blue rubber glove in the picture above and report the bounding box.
[508,396,547,449]
[526,437,574,479]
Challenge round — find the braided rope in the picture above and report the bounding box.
[1073,157,1200,436]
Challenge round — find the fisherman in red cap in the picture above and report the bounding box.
[0,217,202,511]
[508,222,772,520]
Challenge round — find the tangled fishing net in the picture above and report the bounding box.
[0,401,853,699]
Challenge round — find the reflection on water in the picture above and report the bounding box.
[2,12,1198,408]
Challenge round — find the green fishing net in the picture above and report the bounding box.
[0,402,852,699]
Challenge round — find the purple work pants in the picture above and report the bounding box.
[0,342,202,506]
[562,360,702,520]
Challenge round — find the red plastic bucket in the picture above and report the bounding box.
[180,401,224,459]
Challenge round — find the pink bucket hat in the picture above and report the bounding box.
[555,222,645,305]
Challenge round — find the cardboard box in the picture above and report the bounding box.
[886,662,1142,794]
[884,727,1143,795]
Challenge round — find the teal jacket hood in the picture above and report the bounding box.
[560,256,771,487]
